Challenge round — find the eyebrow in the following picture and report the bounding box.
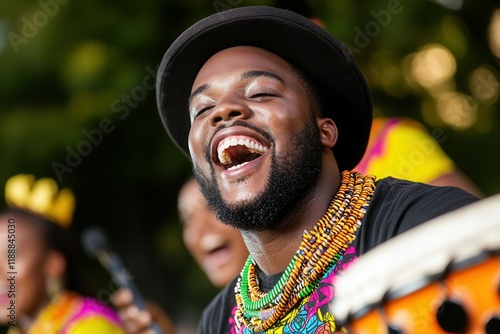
[242,70,285,84]
[188,84,209,105]
[188,70,285,105]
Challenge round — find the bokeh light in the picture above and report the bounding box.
[369,50,408,98]
[63,40,109,90]
[436,92,477,129]
[469,65,499,105]
[488,9,500,58]
[408,44,457,94]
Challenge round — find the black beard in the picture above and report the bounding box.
[193,117,323,231]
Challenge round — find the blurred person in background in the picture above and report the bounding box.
[113,177,248,333]
[354,117,483,197]
[0,174,125,334]
[178,177,249,290]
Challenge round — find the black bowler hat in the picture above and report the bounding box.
[156,6,372,172]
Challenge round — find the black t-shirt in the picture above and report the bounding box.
[197,178,479,333]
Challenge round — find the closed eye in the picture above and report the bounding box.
[249,91,277,99]
[197,106,213,115]
[190,101,215,120]
[192,104,214,120]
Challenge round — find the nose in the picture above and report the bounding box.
[210,94,250,127]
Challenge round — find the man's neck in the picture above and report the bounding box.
[241,169,340,274]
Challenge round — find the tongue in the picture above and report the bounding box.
[225,145,261,167]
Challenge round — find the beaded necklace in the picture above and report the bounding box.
[234,171,376,332]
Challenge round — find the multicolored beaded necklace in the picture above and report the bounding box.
[234,171,377,332]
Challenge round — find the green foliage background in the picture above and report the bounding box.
[1,0,499,332]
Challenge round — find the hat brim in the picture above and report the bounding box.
[156,6,372,171]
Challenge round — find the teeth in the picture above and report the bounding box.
[217,136,268,166]
[227,161,250,170]
[200,234,225,252]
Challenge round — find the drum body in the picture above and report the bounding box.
[346,256,500,333]
[331,194,500,334]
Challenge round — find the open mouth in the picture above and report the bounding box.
[201,234,229,255]
[217,135,268,170]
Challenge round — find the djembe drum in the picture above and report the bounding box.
[331,194,500,334]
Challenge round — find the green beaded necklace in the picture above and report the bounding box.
[234,171,377,332]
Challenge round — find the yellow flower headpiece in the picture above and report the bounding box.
[4,174,76,228]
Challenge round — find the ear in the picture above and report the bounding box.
[317,118,338,149]
[44,251,66,281]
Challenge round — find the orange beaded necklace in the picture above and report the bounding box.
[234,171,377,332]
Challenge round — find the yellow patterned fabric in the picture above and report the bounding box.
[354,118,454,183]
[66,317,125,334]
[7,292,124,334]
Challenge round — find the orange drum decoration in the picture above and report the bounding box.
[331,194,500,334]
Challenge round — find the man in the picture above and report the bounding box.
[156,6,478,332]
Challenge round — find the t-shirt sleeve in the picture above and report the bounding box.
[355,177,480,255]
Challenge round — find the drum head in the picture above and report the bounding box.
[331,193,500,324]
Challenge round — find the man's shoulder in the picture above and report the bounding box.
[372,176,480,213]
[373,176,478,201]
[355,176,480,253]
[375,175,435,190]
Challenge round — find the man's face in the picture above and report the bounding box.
[188,46,323,230]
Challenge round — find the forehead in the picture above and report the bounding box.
[192,46,295,89]
[178,181,207,211]
[0,212,43,241]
